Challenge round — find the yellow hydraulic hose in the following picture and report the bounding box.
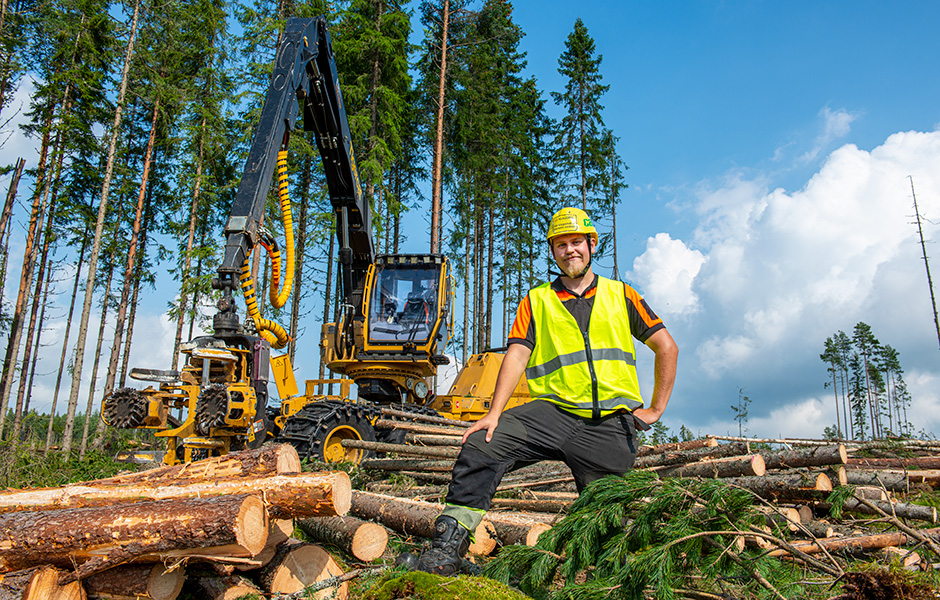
[240,258,290,348]
[268,149,295,309]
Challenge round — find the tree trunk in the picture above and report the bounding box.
[637,437,718,457]
[63,0,141,455]
[490,497,570,514]
[0,158,24,245]
[83,564,185,600]
[341,439,459,459]
[844,469,909,493]
[761,444,847,471]
[635,442,750,469]
[350,491,493,554]
[288,156,310,362]
[724,472,833,501]
[188,574,263,600]
[44,237,87,451]
[485,511,553,547]
[297,516,388,562]
[102,100,159,402]
[94,445,300,486]
[78,257,114,457]
[173,118,204,370]
[766,529,940,558]
[0,494,267,576]
[0,566,85,600]
[655,455,766,479]
[257,540,347,599]
[0,125,51,438]
[429,0,449,253]
[22,249,54,417]
[847,456,940,469]
[360,458,455,472]
[235,518,293,571]
[485,206,493,348]
[0,471,350,518]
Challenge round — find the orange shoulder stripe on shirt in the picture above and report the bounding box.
[624,284,662,328]
[509,296,532,340]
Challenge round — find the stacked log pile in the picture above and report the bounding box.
[358,418,940,569]
[0,445,361,600]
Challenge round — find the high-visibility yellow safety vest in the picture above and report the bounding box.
[525,276,644,419]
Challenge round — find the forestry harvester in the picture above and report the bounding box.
[101,17,529,465]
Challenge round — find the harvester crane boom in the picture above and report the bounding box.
[214,17,373,337]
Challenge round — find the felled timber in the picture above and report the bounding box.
[656,454,765,479]
[637,438,717,458]
[484,512,553,546]
[235,518,294,572]
[93,445,300,487]
[635,442,750,469]
[0,566,85,600]
[380,408,471,428]
[0,495,267,577]
[905,469,940,487]
[373,419,466,436]
[761,444,847,471]
[490,498,570,514]
[819,498,938,523]
[0,471,351,518]
[83,564,185,600]
[350,491,494,555]
[257,540,347,599]
[341,440,460,459]
[360,458,456,472]
[846,456,940,469]
[297,516,389,562]
[844,469,909,493]
[767,527,940,557]
[404,434,463,447]
[723,472,832,500]
[395,471,452,484]
[188,573,264,600]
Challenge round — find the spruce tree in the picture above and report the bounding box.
[551,17,609,212]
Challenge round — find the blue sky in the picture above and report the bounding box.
[4,1,940,440]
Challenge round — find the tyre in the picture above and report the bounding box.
[276,401,377,464]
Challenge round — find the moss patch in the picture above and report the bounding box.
[359,571,530,600]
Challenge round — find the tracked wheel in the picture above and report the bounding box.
[276,401,377,464]
[102,387,147,428]
[195,383,229,435]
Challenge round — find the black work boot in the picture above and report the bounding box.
[416,515,471,576]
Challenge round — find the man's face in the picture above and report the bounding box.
[550,233,594,278]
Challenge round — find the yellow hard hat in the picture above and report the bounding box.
[546,207,598,244]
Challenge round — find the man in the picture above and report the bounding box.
[416,207,679,575]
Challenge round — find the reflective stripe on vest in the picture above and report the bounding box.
[525,276,644,418]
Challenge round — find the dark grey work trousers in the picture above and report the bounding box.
[444,399,639,512]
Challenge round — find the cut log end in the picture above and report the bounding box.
[260,541,348,599]
[350,522,389,562]
[236,494,269,556]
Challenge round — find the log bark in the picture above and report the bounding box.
[0,566,85,600]
[405,434,463,447]
[490,498,570,514]
[637,438,718,457]
[372,419,466,436]
[350,491,494,554]
[835,498,937,523]
[0,471,350,518]
[297,516,388,562]
[395,471,452,484]
[761,444,847,471]
[846,456,940,469]
[635,442,750,469]
[257,540,347,599]
[83,564,184,600]
[360,458,455,472]
[188,574,264,600]
[907,469,940,487]
[724,472,832,500]
[766,528,940,557]
[342,440,459,459]
[844,469,909,493]
[656,455,765,479]
[0,495,267,577]
[381,408,470,428]
[94,445,300,486]
[484,512,552,546]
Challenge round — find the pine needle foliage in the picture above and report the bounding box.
[485,471,804,600]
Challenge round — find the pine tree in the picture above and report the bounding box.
[551,17,609,212]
